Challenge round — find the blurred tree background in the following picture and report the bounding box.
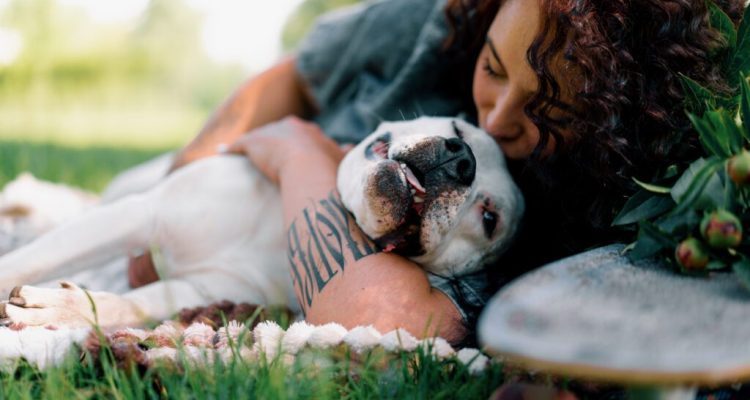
[0,0,358,151]
[282,0,360,51]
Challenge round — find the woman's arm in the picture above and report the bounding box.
[171,57,316,171]
[229,118,467,343]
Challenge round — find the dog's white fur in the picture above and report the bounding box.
[0,117,523,328]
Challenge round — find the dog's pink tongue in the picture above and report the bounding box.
[382,243,397,253]
[404,167,426,194]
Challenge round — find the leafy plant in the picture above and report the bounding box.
[614,4,750,289]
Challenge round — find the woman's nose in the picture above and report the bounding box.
[484,97,524,140]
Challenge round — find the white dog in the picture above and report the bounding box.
[0,117,523,328]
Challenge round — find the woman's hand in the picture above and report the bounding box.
[227,116,346,185]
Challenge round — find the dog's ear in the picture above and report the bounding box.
[0,205,31,218]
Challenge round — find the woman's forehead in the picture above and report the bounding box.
[489,0,540,53]
[488,0,580,103]
[486,0,541,89]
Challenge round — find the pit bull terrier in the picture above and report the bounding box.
[0,117,523,328]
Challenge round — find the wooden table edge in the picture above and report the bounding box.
[485,348,750,387]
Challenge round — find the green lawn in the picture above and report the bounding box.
[1,341,505,399]
[0,140,167,192]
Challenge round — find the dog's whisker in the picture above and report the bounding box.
[398,109,407,121]
[413,101,425,119]
[362,107,385,123]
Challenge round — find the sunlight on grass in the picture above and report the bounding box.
[0,103,203,149]
[0,141,166,192]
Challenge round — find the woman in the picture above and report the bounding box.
[129,0,745,346]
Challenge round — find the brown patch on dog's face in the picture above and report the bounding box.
[364,160,412,237]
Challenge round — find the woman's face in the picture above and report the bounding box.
[472,0,556,160]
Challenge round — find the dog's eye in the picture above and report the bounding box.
[482,210,498,239]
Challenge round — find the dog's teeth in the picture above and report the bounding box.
[400,163,407,169]
[413,196,424,203]
[410,189,416,195]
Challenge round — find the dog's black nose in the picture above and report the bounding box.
[440,138,476,186]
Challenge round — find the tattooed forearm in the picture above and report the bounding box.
[287,190,377,314]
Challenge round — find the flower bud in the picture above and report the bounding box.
[727,150,750,186]
[700,209,743,248]
[675,238,709,270]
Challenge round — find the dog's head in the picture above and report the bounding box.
[337,117,524,276]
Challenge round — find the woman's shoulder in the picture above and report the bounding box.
[297,0,468,143]
[300,0,448,63]
[313,0,445,28]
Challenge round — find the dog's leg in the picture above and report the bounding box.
[0,194,153,293]
[1,281,146,328]
[2,271,268,328]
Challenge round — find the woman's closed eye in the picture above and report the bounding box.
[482,57,503,79]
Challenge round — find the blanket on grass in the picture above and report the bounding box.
[0,303,489,373]
[0,173,489,371]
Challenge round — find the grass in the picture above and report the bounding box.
[0,342,505,399]
[0,140,167,192]
[0,99,205,150]
[0,141,506,398]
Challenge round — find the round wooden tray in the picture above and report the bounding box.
[478,245,750,386]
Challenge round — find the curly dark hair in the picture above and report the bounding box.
[444,0,746,271]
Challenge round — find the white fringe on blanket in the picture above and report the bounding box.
[133,320,488,373]
[0,321,489,374]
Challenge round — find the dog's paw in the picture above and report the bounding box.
[0,281,96,328]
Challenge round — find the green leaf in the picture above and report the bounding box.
[706,110,744,154]
[687,110,744,157]
[655,210,701,236]
[700,167,726,208]
[612,190,675,226]
[707,260,728,270]
[688,112,731,157]
[671,158,708,200]
[663,164,681,180]
[709,1,738,49]
[680,74,717,114]
[732,259,750,293]
[724,167,738,210]
[632,178,672,194]
[670,157,725,213]
[741,74,750,141]
[731,5,750,76]
[628,220,677,260]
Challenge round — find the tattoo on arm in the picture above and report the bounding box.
[287,190,378,315]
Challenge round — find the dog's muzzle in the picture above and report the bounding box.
[367,136,478,256]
